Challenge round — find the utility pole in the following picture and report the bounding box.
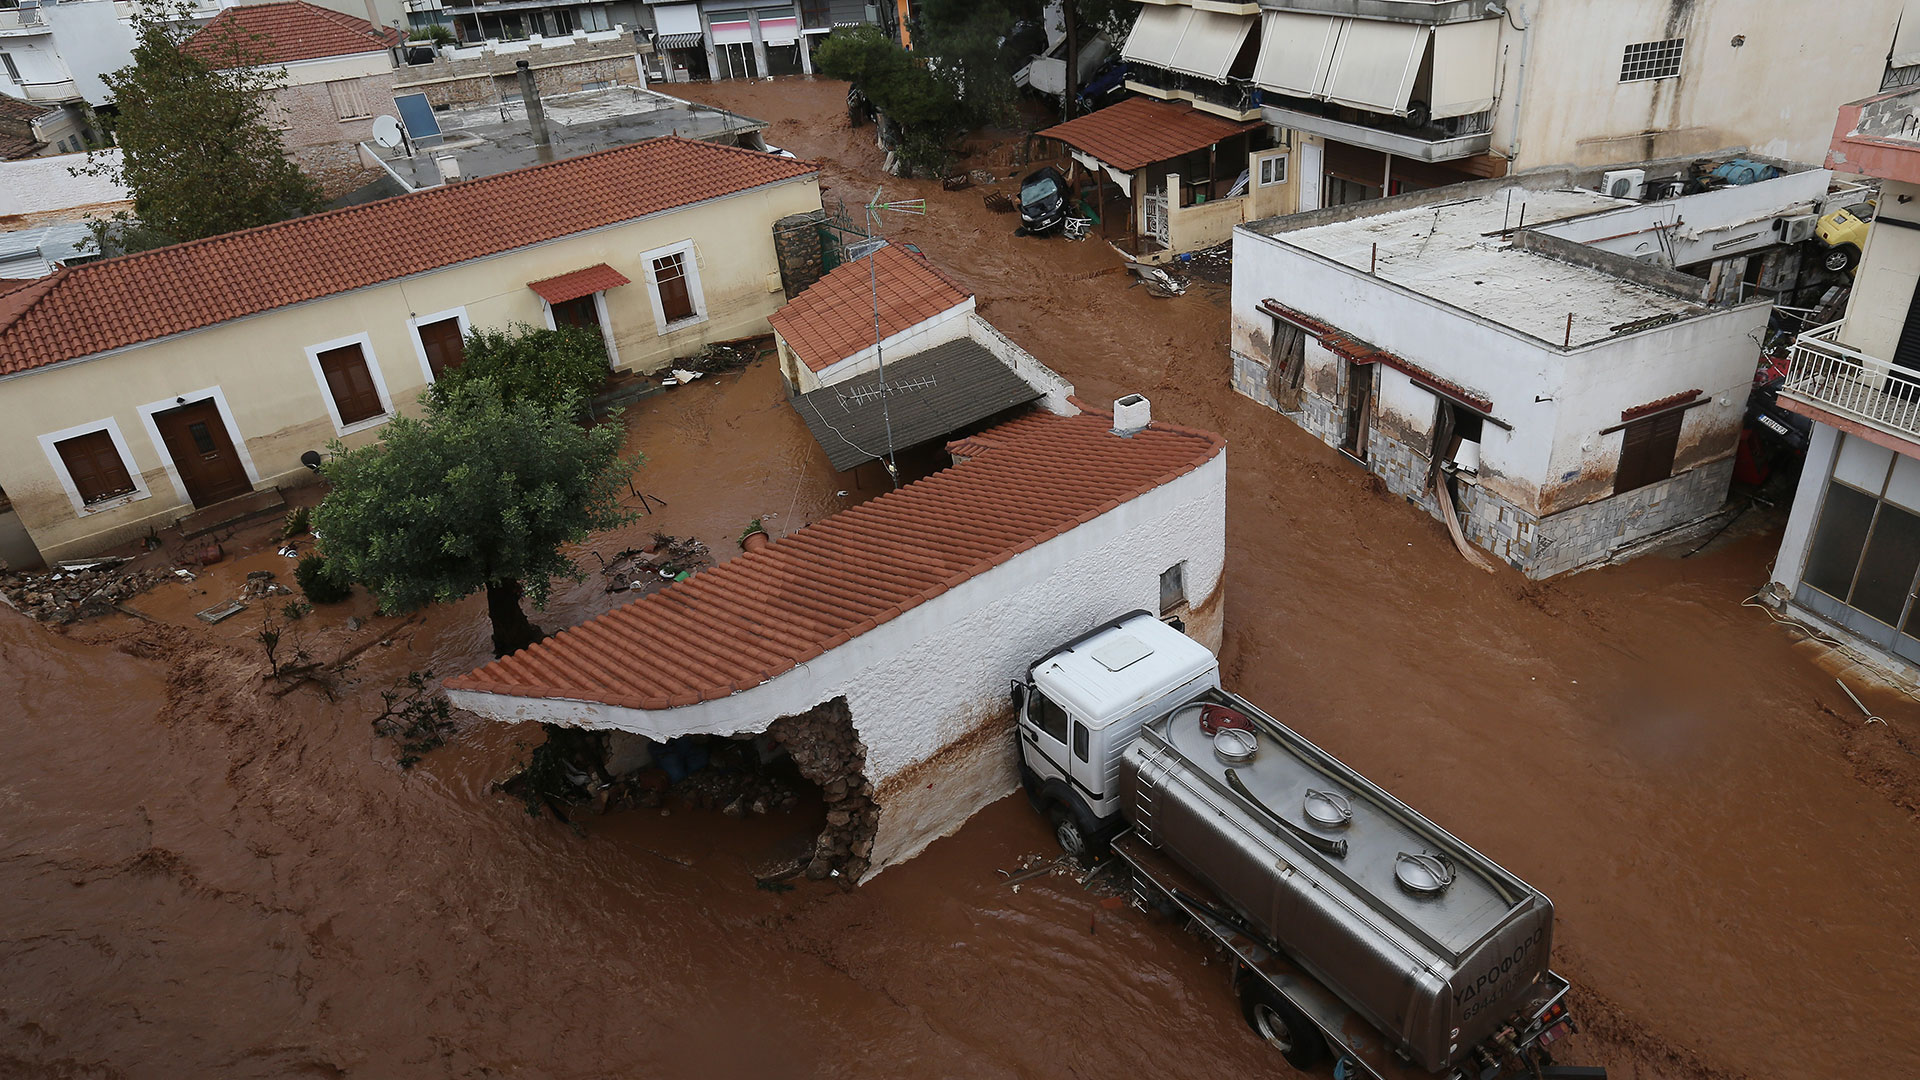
[1061,0,1079,122]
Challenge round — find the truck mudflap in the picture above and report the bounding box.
[1111,833,1597,1080]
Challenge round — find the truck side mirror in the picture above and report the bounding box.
[1009,680,1027,713]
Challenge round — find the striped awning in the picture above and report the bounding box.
[656,32,703,49]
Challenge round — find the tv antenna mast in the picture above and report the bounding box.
[847,186,926,488]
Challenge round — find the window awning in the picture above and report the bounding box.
[1323,19,1429,114]
[1122,4,1193,70]
[656,32,703,50]
[1252,10,1342,99]
[1429,19,1500,118]
[529,264,630,304]
[1167,10,1255,81]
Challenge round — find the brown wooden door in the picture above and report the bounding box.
[153,400,252,508]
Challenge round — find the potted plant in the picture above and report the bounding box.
[738,518,769,552]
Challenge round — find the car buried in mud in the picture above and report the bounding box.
[1015,613,1602,1080]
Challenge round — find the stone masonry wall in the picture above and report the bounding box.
[1232,347,1734,578]
[772,210,826,299]
[271,72,398,198]
[394,40,640,107]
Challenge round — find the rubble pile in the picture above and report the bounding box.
[1,558,164,623]
[770,698,878,882]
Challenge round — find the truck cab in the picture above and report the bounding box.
[1015,611,1216,854]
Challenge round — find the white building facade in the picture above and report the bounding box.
[1230,172,1788,577]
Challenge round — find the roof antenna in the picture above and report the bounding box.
[849,186,926,488]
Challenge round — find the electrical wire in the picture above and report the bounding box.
[1741,588,1920,707]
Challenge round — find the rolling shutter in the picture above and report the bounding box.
[1167,10,1255,81]
[1430,19,1501,118]
[655,2,701,36]
[1253,10,1342,99]
[1322,19,1430,115]
[1122,3,1193,70]
[759,16,798,45]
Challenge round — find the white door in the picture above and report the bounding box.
[1298,138,1324,212]
[1143,192,1170,248]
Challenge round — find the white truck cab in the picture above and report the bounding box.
[1015,610,1217,853]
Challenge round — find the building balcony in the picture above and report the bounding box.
[1125,64,1259,121]
[0,7,53,34]
[1259,96,1491,162]
[19,77,81,102]
[1780,321,1920,446]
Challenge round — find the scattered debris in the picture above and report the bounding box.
[1837,678,1889,725]
[196,599,247,624]
[942,173,972,191]
[968,168,995,187]
[241,570,291,601]
[1,561,167,623]
[370,671,458,769]
[984,190,1017,213]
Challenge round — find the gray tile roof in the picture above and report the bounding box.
[791,337,1042,472]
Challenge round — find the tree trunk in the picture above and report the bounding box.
[485,579,544,658]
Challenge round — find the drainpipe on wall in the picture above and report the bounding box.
[1504,1,1531,164]
[516,59,551,158]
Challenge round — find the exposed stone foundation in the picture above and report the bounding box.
[770,697,878,883]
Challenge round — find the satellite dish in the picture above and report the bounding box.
[371,114,404,149]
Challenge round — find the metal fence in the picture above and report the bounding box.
[1782,320,1920,440]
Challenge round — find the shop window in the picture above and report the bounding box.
[54,429,137,506]
[1802,439,1920,635]
[1620,38,1684,82]
[317,342,385,424]
[1614,410,1684,494]
[415,316,465,378]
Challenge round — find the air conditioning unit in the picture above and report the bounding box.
[1601,169,1646,200]
[1775,213,1819,244]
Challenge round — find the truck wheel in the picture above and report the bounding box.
[1049,805,1089,859]
[1239,981,1327,1071]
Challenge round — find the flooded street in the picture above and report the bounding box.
[4,76,1918,1079]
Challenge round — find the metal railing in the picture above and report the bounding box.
[1781,320,1920,442]
[1125,63,1258,116]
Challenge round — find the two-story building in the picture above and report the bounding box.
[1117,0,1918,223]
[0,137,819,567]
[1771,83,1920,675]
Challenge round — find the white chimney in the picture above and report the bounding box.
[1113,393,1151,435]
[435,154,462,183]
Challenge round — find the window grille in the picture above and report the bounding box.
[1620,38,1684,82]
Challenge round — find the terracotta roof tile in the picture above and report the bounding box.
[0,138,816,377]
[447,407,1225,711]
[0,94,51,123]
[768,243,969,371]
[184,1,400,66]
[528,263,631,303]
[1040,96,1262,173]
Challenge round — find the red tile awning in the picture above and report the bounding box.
[528,263,630,304]
[1039,96,1263,173]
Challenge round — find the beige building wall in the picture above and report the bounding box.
[1503,0,1902,170]
[0,174,821,562]
[1839,178,1920,362]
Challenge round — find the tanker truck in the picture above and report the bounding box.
[1014,612,1601,1080]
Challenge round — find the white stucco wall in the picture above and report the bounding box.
[1839,179,1920,363]
[448,444,1229,879]
[1230,223,1767,513]
[1532,169,1831,267]
[36,0,139,105]
[0,151,130,218]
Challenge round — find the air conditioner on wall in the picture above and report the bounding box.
[1775,214,1818,244]
[1601,168,1646,200]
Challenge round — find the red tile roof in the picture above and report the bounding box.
[529,263,631,303]
[0,138,816,377]
[447,407,1225,711]
[0,94,50,123]
[768,243,970,372]
[184,1,401,66]
[1040,96,1262,173]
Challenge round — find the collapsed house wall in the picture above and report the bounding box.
[446,448,1227,880]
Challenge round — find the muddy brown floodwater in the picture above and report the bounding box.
[4,76,1919,1080]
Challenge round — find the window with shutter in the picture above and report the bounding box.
[416,317,466,378]
[327,78,370,120]
[551,295,601,331]
[55,429,137,505]
[652,252,695,323]
[318,343,385,424]
[1614,409,1685,494]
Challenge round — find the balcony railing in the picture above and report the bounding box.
[1125,63,1259,119]
[1781,320,1920,443]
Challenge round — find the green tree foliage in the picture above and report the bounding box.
[916,0,1029,128]
[76,0,321,254]
[312,382,639,657]
[815,25,961,173]
[428,323,609,413]
[408,22,456,47]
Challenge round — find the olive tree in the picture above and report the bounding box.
[313,382,639,657]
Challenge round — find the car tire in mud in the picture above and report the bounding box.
[1239,980,1327,1071]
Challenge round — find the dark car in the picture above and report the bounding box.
[1018,166,1070,235]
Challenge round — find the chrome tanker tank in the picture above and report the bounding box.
[1118,692,1555,1074]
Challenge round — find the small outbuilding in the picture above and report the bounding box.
[446,400,1227,882]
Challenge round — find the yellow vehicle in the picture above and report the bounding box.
[1816,199,1875,272]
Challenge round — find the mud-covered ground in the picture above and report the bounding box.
[3,77,1918,1080]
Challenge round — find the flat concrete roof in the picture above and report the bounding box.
[1268,188,1705,347]
[378,85,766,188]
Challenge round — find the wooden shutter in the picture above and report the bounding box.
[56,429,136,504]
[653,253,694,323]
[328,79,369,120]
[1894,274,1920,374]
[318,344,384,424]
[417,318,465,378]
[1615,409,1685,494]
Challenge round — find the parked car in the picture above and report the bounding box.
[1017,166,1070,235]
[1816,199,1875,272]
